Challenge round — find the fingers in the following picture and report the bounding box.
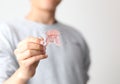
[15,49,46,60]
[13,37,48,79]
[23,54,48,66]
[14,36,47,66]
[18,37,44,48]
[16,42,45,53]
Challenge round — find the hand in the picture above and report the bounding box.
[14,37,48,81]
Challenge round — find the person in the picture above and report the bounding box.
[0,0,91,84]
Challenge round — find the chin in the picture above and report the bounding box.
[40,0,60,11]
[31,0,61,11]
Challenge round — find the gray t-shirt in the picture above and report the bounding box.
[0,18,90,84]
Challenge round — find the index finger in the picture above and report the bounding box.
[17,36,44,48]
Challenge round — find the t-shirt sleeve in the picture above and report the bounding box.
[82,38,91,84]
[0,23,19,84]
[75,29,91,84]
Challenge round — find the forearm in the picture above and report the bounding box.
[3,69,28,84]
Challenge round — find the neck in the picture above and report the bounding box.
[25,7,57,25]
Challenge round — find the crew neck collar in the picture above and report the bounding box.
[22,17,60,28]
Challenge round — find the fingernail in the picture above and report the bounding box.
[45,54,48,57]
[40,41,44,45]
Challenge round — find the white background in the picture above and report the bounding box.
[0,0,120,84]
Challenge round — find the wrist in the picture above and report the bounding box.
[3,68,29,84]
[16,68,30,82]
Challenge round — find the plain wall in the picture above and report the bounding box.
[0,0,120,84]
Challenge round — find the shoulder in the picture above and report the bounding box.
[0,19,22,37]
[58,22,86,42]
[0,21,17,47]
[0,18,24,30]
[0,21,12,37]
[58,22,90,52]
[0,19,16,32]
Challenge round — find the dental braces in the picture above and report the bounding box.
[40,29,61,47]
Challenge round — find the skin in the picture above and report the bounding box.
[3,0,61,84]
